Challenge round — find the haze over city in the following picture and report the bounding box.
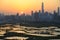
[0,0,60,40]
[0,0,59,15]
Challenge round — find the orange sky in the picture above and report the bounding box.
[0,0,59,15]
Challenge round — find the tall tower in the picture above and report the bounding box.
[57,0,60,15]
[42,2,44,14]
[58,7,60,15]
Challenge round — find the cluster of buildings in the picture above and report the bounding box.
[0,2,60,24]
[29,2,60,22]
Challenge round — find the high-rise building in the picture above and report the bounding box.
[54,10,57,17]
[31,11,34,21]
[34,11,39,21]
[38,10,41,13]
[58,7,60,15]
[16,13,19,16]
[42,2,44,14]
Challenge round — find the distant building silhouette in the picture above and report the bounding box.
[31,11,35,21]
[34,11,39,21]
[38,10,41,13]
[0,2,60,24]
[42,2,44,14]
[58,7,60,15]
[16,13,19,16]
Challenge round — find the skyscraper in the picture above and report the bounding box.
[16,13,19,16]
[58,7,60,15]
[42,2,44,14]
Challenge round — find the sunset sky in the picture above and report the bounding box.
[0,0,59,15]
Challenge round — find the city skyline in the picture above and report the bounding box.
[0,1,60,25]
[0,0,60,15]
